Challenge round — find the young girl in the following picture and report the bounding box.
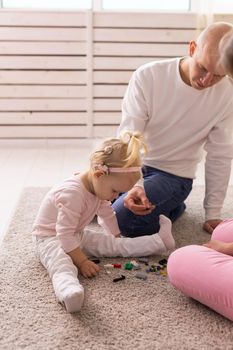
[32,131,175,313]
[167,220,233,321]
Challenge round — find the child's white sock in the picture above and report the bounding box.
[62,285,84,313]
[52,274,84,313]
[157,214,175,251]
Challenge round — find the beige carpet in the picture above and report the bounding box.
[1,187,233,350]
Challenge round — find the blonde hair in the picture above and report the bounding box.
[90,131,147,170]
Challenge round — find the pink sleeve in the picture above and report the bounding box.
[55,189,82,253]
[97,200,120,236]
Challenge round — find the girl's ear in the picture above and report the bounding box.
[93,169,106,178]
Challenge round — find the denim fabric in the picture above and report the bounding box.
[112,165,193,237]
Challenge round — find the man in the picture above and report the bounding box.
[112,22,233,237]
[219,28,233,76]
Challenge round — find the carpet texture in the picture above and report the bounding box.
[1,186,233,350]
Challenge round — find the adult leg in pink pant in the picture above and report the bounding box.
[167,219,233,321]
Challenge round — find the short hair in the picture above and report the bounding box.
[90,131,147,169]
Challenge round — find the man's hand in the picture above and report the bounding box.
[124,186,155,215]
[79,259,100,278]
[202,219,222,234]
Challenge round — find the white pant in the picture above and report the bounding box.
[35,229,166,303]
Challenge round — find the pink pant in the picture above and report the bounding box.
[167,219,233,321]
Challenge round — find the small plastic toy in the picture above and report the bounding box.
[91,258,100,264]
[130,260,139,268]
[113,275,126,282]
[104,264,114,268]
[104,263,121,269]
[158,258,167,266]
[135,272,148,280]
[124,262,134,270]
[138,257,149,265]
[113,263,121,268]
[160,270,168,276]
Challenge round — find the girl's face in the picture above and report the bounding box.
[92,171,141,201]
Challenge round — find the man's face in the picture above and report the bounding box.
[188,41,226,90]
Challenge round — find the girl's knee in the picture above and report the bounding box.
[167,245,208,282]
[211,219,233,242]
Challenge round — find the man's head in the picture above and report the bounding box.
[219,29,233,77]
[182,22,233,90]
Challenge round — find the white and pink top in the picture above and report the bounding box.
[32,175,121,253]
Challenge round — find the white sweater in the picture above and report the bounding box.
[118,58,233,221]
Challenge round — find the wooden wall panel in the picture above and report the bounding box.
[92,11,197,133]
[0,9,201,138]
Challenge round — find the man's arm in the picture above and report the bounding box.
[203,108,233,233]
[118,70,154,214]
[117,70,149,135]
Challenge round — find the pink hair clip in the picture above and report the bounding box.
[103,146,113,155]
[93,163,109,174]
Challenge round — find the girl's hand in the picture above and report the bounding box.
[79,259,100,278]
[203,240,232,255]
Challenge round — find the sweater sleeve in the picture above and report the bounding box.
[117,70,149,135]
[204,106,233,221]
[97,200,120,236]
[54,188,83,253]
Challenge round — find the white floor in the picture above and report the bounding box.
[0,139,232,246]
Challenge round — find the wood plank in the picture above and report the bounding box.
[94,71,133,84]
[0,42,87,55]
[94,85,126,97]
[0,10,202,139]
[94,12,197,28]
[0,57,174,72]
[0,71,87,84]
[0,125,88,138]
[0,27,86,41]
[94,28,196,42]
[0,112,87,124]
[93,112,121,124]
[0,86,87,98]
[93,125,118,138]
[0,56,87,70]
[0,10,87,26]
[214,14,233,22]
[93,99,122,111]
[94,56,162,70]
[94,43,187,56]
[0,99,87,111]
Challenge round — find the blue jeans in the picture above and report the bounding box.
[112,165,193,237]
